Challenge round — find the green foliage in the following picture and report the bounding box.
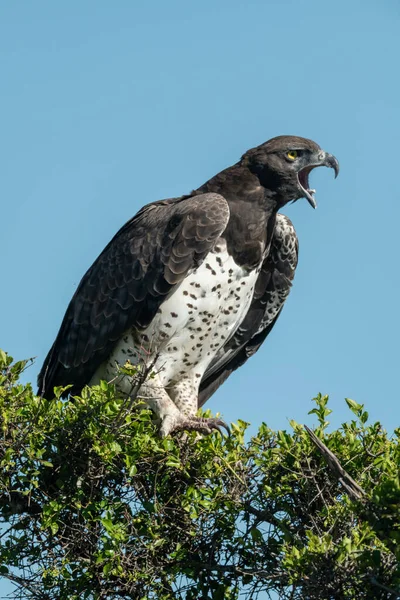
[0,351,399,599]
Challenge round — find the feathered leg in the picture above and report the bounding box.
[140,375,229,437]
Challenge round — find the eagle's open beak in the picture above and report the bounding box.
[298,152,339,209]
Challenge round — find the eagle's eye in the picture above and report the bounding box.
[287,150,298,161]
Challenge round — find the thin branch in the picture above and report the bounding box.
[244,502,289,531]
[370,576,400,598]
[304,425,366,501]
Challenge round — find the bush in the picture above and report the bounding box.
[0,350,399,599]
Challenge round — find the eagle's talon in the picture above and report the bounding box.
[160,414,229,437]
[189,416,230,437]
[205,417,231,436]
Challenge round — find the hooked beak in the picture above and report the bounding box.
[297,151,339,209]
[323,153,340,179]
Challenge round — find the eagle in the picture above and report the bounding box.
[38,136,339,436]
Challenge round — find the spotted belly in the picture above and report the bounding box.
[99,239,260,389]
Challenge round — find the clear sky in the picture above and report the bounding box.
[1,1,399,597]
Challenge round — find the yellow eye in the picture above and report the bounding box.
[287,150,298,160]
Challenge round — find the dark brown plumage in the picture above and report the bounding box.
[198,212,299,407]
[38,194,230,396]
[38,135,338,436]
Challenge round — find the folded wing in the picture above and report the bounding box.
[198,214,298,406]
[38,193,230,398]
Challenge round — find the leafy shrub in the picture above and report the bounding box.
[0,350,399,599]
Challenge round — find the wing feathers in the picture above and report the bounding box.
[38,193,229,397]
[198,214,298,406]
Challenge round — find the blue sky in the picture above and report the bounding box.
[1,0,399,596]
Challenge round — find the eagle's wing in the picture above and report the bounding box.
[198,214,298,407]
[38,193,230,397]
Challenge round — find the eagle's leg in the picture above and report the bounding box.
[166,378,230,436]
[139,376,183,438]
[139,375,228,437]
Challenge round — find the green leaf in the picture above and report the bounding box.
[250,527,263,542]
[50,522,59,535]
[345,398,363,414]
[128,464,137,477]
[0,349,7,364]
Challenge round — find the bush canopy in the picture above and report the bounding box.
[0,350,399,599]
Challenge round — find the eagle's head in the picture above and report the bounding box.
[242,135,339,208]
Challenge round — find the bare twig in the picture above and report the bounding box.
[370,576,400,598]
[304,425,366,501]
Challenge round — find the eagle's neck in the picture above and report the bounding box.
[196,164,279,269]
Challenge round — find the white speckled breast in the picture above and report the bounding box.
[101,239,260,388]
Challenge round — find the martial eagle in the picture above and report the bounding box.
[38,136,339,436]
